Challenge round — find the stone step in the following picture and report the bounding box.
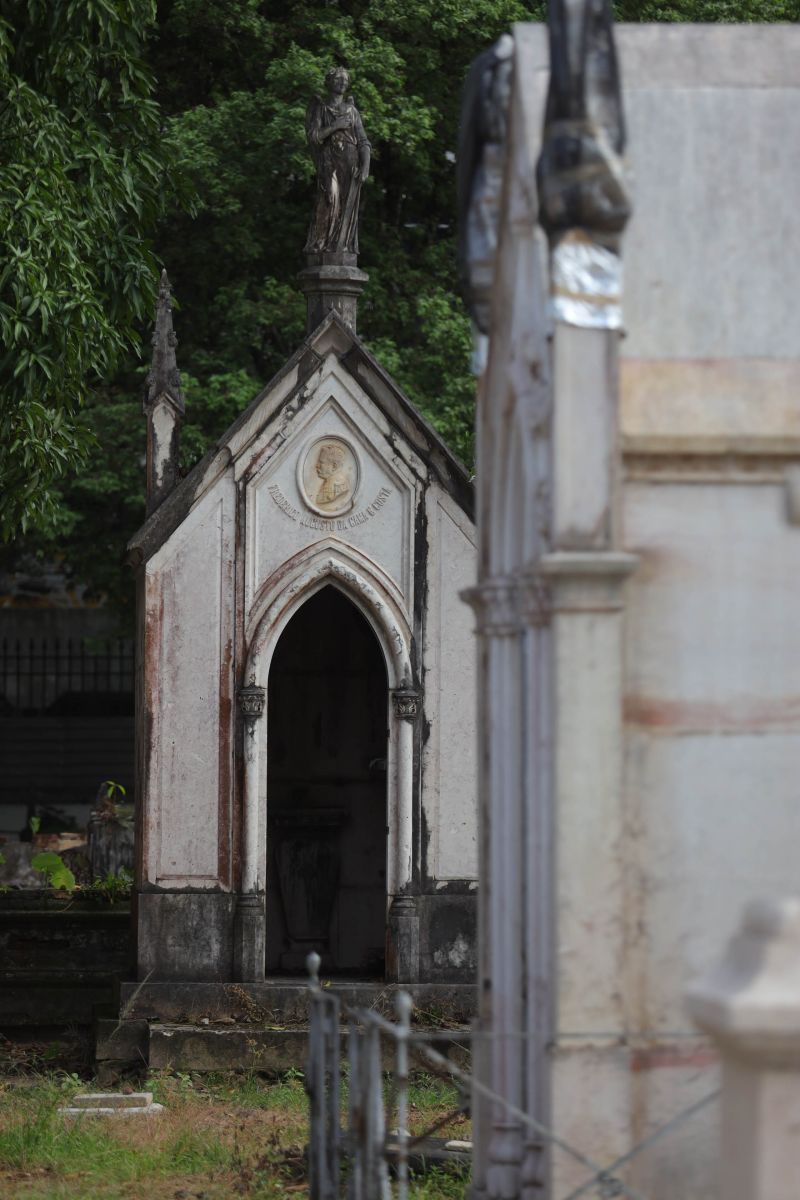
[97,981,475,1080]
[95,1017,149,1064]
[149,1024,310,1072]
[116,980,476,1025]
[96,1017,472,1079]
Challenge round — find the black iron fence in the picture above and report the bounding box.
[0,637,135,716]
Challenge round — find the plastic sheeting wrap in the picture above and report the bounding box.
[551,231,623,329]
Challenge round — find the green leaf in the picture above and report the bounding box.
[31,852,77,892]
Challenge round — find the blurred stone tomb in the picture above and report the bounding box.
[465,18,800,1200]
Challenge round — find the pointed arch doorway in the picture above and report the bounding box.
[265,585,388,976]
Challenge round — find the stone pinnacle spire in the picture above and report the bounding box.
[145,269,184,414]
[143,269,184,516]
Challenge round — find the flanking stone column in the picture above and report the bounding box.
[687,898,800,1200]
[464,577,527,1200]
[386,686,421,983]
[234,678,266,982]
[459,5,632,1192]
[543,317,638,1200]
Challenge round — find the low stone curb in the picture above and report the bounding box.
[59,1091,164,1117]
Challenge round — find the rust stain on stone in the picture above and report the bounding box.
[624,694,800,733]
[140,579,166,883]
[630,1045,718,1072]
[218,629,233,888]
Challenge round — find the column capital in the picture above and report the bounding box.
[461,578,522,636]
[517,574,553,628]
[538,551,638,614]
[392,686,422,721]
[237,680,266,721]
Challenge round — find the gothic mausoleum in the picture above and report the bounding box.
[124,70,477,1006]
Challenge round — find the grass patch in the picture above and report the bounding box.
[0,1071,305,1199]
[410,1166,470,1199]
[0,1069,469,1199]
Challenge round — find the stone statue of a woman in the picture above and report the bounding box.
[305,66,371,258]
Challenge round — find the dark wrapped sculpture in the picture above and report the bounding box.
[456,33,514,371]
[536,0,630,245]
[537,0,630,328]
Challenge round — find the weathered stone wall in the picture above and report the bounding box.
[421,485,479,885]
[0,892,131,1025]
[513,23,800,1199]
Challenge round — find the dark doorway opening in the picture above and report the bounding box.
[266,585,387,977]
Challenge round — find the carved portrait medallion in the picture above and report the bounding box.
[298,436,360,517]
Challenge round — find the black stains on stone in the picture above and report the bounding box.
[417,894,477,982]
[411,489,429,892]
[137,892,237,981]
[420,806,432,890]
[413,491,429,652]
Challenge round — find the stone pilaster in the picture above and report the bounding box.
[235,679,266,982]
[386,684,421,983]
[464,578,528,1199]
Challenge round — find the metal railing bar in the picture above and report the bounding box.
[364,1027,712,1043]
[408,1030,471,1043]
[347,1018,363,1200]
[553,1030,711,1041]
[558,1088,721,1200]
[348,1007,399,1039]
[394,992,411,1200]
[306,967,715,1200]
[407,1040,649,1200]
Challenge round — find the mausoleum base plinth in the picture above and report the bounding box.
[233,894,266,983]
[96,980,477,1079]
[386,895,420,984]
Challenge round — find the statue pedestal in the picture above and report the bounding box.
[299,253,369,334]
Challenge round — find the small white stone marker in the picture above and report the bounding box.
[59,1092,164,1117]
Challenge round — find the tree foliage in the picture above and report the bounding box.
[0,0,178,538]
[5,0,796,621]
[20,0,533,622]
[148,0,533,451]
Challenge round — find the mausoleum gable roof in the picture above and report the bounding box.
[127,311,473,565]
